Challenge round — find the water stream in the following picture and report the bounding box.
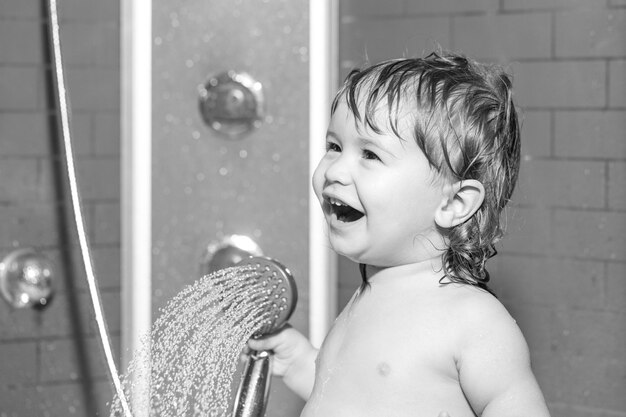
[109,265,275,416]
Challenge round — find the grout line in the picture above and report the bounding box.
[551,11,556,59]
[605,160,611,210]
[549,109,556,158]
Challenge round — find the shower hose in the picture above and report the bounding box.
[46,0,133,415]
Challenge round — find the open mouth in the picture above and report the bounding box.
[326,197,364,223]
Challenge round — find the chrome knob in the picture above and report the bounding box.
[200,234,263,275]
[198,71,264,139]
[0,248,54,309]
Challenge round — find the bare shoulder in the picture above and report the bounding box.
[445,284,520,339]
[444,284,550,416]
[427,283,529,370]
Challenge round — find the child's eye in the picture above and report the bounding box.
[362,149,381,161]
[326,142,341,153]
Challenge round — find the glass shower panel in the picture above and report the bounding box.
[152,1,310,415]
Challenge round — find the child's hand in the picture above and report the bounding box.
[247,325,315,376]
[246,325,318,400]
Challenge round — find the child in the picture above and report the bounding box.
[248,51,551,417]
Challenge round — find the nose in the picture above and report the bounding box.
[323,153,351,185]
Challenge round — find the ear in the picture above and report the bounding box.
[435,180,485,229]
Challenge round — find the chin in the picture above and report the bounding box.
[332,247,375,267]
[328,241,361,264]
[334,249,403,269]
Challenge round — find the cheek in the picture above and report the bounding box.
[311,161,325,198]
[402,186,445,229]
[363,172,409,209]
[368,177,440,226]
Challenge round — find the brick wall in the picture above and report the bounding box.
[0,0,121,415]
[338,1,626,416]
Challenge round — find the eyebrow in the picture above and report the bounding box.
[327,130,383,145]
[358,136,399,159]
[326,130,398,159]
[357,136,384,148]
[326,130,340,141]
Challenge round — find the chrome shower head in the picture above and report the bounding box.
[231,256,298,417]
[237,256,297,337]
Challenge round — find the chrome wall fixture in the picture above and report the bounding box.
[200,234,263,275]
[0,248,54,309]
[198,71,264,139]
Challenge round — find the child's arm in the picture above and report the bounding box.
[247,326,318,400]
[456,298,551,417]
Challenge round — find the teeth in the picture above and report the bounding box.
[325,195,365,223]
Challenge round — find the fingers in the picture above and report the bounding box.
[247,324,294,352]
[247,335,277,352]
[239,344,252,363]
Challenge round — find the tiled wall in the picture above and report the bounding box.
[337,1,626,416]
[0,0,121,414]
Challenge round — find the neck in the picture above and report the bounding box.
[364,256,445,287]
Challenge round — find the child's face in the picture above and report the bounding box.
[312,99,448,267]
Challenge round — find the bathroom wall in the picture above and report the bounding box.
[0,0,121,415]
[337,1,626,416]
[3,0,622,416]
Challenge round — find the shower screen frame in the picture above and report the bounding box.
[119,0,338,372]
